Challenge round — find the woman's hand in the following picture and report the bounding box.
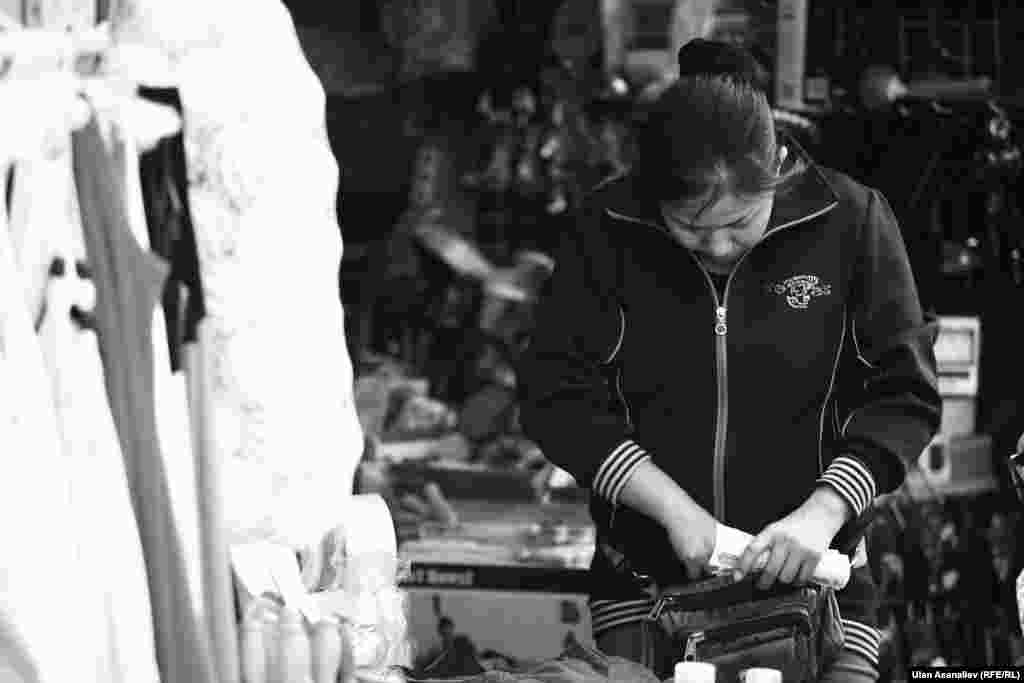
[614,458,718,580]
[664,503,718,579]
[735,487,852,590]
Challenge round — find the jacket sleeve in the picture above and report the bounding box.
[517,207,650,506]
[816,188,942,516]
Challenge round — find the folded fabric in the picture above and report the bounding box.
[406,641,660,683]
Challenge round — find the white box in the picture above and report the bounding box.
[935,316,982,398]
[940,396,976,438]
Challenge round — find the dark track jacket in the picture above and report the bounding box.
[518,157,941,630]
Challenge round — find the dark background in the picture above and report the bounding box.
[284,0,1024,466]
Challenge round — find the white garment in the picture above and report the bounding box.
[0,140,84,683]
[6,111,163,682]
[3,72,88,327]
[171,0,364,549]
[33,152,163,683]
[1,72,171,681]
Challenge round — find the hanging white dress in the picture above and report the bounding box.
[170,0,365,549]
[32,153,163,683]
[0,76,92,683]
[3,75,163,683]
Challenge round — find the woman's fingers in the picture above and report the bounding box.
[777,548,804,585]
[757,541,789,590]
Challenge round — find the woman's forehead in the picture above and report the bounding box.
[662,191,771,224]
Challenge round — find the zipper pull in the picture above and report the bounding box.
[683,631,705,661]
[714,307,727,336]
[647,599,665,622]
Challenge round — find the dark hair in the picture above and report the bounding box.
[634,40,805,205]
[676,38,770,93]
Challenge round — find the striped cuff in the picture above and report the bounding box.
[589,598,655,637]
[816,455,877,518]
[592,440,651,506]
[841,619,881,667]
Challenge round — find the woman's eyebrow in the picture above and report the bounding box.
[689,207,758,231]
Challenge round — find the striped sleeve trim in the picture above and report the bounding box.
[841,619,881,666]
[592,440,651,505]
[589,598,655,637]
[816,455,877,518]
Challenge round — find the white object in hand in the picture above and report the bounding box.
[674,661,716,683]
[710,523,851,590]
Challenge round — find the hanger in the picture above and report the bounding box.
[0,21,182,151]
[0,8,19,32]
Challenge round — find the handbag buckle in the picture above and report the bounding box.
[647,597,667,622]
[683,630,706,661]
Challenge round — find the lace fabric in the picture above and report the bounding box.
[172,0,364,549]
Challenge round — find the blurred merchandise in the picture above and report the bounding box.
[400,499,596,671]
[870,486,1023,673]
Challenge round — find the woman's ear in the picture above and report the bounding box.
[777,145,789,172]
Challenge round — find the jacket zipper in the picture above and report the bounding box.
[711,296,729,521]
[688,256,746,522]
[606,203,837,523]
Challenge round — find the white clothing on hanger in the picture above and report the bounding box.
[34,155,162,683]
[170,0,365,549]
[0,124,86,683]
[4,78,164,679]
[3,72,87,325]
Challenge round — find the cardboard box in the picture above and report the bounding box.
[402,563,593,665]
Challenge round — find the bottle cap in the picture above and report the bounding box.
[674,661,716,683]
[739,668,782,683]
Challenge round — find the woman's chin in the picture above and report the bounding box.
[699,257,736,275]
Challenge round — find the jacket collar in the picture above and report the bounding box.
[601,142,840,236]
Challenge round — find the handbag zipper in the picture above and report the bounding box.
[657,591,816,618]
[681,610,812,662]
[683,631,706,661]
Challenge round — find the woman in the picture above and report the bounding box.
[518,39,941,682]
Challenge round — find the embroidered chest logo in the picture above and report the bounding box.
[769,275,832,310]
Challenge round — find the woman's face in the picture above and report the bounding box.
[660,190,775,275]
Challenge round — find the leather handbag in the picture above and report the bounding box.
[642,574,845,683]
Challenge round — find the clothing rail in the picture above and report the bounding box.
[0,21,108,66]
[0,21,176,87]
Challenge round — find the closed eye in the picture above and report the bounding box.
[683,215,749,234]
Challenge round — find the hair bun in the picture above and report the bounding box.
[676,38,769,92]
